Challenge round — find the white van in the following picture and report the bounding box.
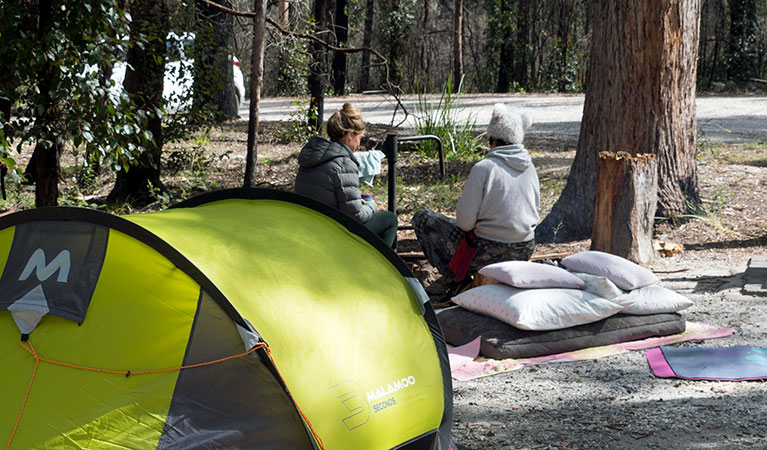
[109,32,246,112]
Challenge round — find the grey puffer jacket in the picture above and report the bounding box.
[294,136,377,223]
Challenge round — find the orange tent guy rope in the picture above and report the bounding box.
[6,339,324,450]
[264,346,326,450]
[6,345,39,450]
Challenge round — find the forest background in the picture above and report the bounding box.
[1,0,767,223]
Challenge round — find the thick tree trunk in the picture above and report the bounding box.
[452,0,463,91]
[536,0,701,243]
[31,137,63,207]
[359,0,374,91]
[244,0,266,188]
[592,152,658,264]
[108,0,169,205]
[308,0,330,131]
[32,0,62,207]
[332,0,348,95]
[194,0,238,122]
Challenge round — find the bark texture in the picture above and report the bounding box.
[359,0,374,91]
[32,0,63,207]
[307,0,331,130]
[244,0,266,187]
[452,0,463,90]
[536,0,701,243]
[592,152,658,264]
[332,0,348,95]
[194,0,238,121]
[108,0,169,205]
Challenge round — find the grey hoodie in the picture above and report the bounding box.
[294,136,377,223]
[456,144,540,243]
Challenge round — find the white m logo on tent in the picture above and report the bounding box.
[19,248,71,283]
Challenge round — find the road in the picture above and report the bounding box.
[245,93,767,144]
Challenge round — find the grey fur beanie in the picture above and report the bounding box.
[486,103,532,145]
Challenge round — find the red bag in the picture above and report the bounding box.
[447,231,478,280]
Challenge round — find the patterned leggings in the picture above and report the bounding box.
[412,209,535,279]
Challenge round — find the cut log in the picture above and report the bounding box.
[592,152,658,264]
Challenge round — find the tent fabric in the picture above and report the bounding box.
[0,188,453,450]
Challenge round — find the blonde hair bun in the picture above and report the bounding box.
[327,102,365,140]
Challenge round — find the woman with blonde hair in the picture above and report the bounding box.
[294,102,398,248]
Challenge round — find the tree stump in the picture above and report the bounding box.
[592,152,658,264]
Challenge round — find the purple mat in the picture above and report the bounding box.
[647,345,767,381]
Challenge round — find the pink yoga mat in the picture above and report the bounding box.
[448,322,736,381]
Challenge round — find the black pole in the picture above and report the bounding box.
[384,134,398,214]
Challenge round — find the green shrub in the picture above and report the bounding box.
[412,74,484,161]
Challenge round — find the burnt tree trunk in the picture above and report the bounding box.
[308,0,331,131]
[244,0,266,187]
[495,0,513,93]
[515,0,529,89]
[592,152,658,264]
[108,0,169,205]
[418,0,429,87]
[332,0,348,95]
[727,0,758,80]
[556,0,576,92]
[359,0,374,91]
[536,0,701,243]
[452,0,463,91]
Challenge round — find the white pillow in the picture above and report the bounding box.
[570,272,624,299]
[561,251,659,290]
[479,261,585,289]
[611,284,694,315]
[452,284,623,331]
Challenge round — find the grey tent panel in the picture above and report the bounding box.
[0,221,108,325]
[158,290,318,450]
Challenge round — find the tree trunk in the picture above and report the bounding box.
[278,1,289,27]
[536,0,701,243]
[727,0,758,80]
[32,0,62,207]
[515,0,529,89]
[592,152,658,264]
[359,0,374,91]
[244,0,266,188]
[418,0,429,87]
[556,0,575,92]
[332,0,348,95]
[333,0,349,95]
[308,0,330,131]
[108,0,169,205]
[452,0,463,91]
[495,0,513,93]
[193,0,238,122]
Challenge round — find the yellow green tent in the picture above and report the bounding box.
[0,188,454,450]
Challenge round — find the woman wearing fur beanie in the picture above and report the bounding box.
[412,103,540,293]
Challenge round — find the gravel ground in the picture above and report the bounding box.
[448,253,767,450]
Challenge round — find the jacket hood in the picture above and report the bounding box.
[487,144,532,171]
[298,136,356,169]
